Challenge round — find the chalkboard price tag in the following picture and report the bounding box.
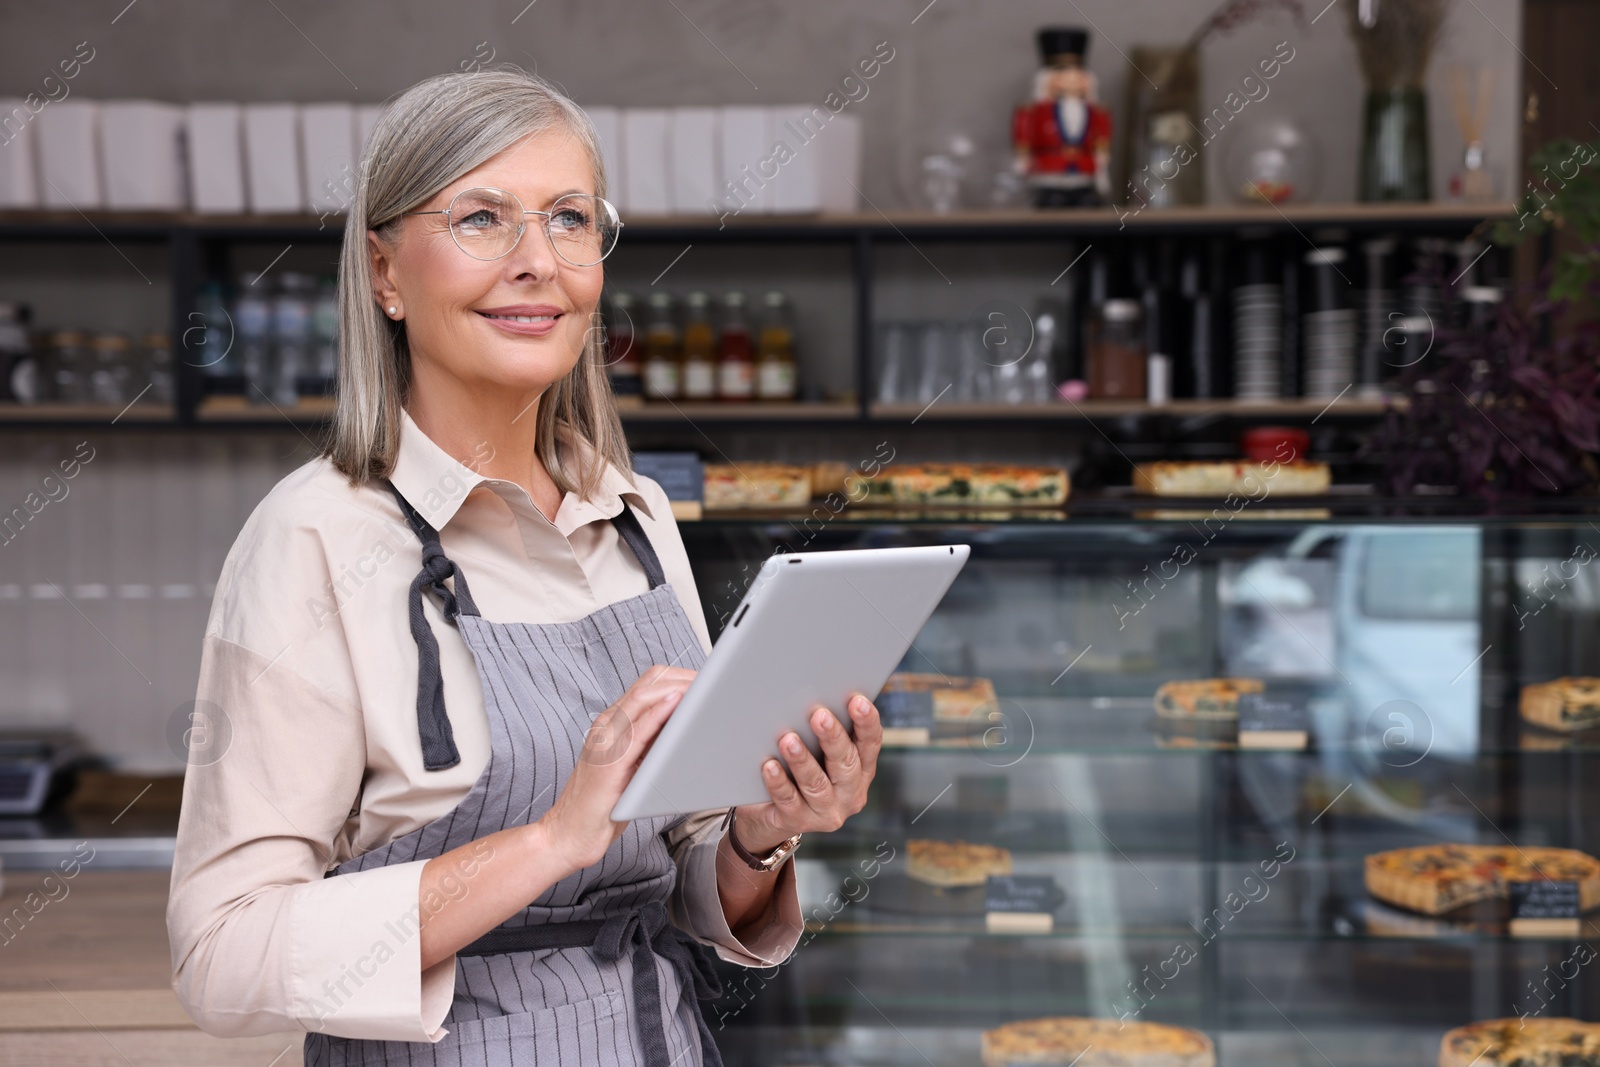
[877,689,934,746]
[1509,880,1582,938]
[630,453,704,502]
[984,874,1062,933]
[1237,693,1310,750]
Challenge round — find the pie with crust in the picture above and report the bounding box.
[1153,678,1264,720]
[981,1017,1215,1067]
[1439,1017,1600,1067]
[905,839,1012,887]
[1365,844,1600,916]
[1520,678,1600,732]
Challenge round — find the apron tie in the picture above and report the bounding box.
[592,903,725,1067]
[461,901,726,1067]
[385,480,481,772]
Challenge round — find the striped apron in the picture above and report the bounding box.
[304,480,723,1067]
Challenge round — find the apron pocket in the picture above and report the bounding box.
[326,988,628,1066]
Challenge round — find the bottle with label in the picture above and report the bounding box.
[194,282,237,376]
[680,291,717,400]
[0,303,38,404]
[88,333,132,404]
[310,277,339,394]
[716,291,755,401]
[1087,298,1146,400]
[233,281,273,405]
[142,333,175,406]
[605,291,642,404]
[271,272,315,407]
[47,330,89,404]
[755,290,797,401]
[642,291,681,401]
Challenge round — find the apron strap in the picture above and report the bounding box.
[384,479,479,772]
[381,480,662,773]
[611,500,667,590]
[458,901,725,1067]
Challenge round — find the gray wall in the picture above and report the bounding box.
[3,0,1524,209]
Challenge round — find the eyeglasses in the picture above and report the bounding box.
[403,187,623,266]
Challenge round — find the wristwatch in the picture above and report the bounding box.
[722,806,802,872]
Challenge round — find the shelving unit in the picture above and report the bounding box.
[0,203,1512,433]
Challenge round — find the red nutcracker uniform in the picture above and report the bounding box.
[1012,98,1112,182]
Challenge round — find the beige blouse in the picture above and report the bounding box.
[167,409,801,1043]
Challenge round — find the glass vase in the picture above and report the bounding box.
[1359,87,1430,202]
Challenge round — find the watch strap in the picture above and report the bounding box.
[722,806,801,871]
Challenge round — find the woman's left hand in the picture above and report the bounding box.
[731,692,882,852]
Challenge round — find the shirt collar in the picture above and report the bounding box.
[389,407,652,532]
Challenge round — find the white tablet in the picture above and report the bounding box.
[611,543,970,820]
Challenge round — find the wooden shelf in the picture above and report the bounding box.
[0,202,1515,241]
[618,400,859,422]
[869,397,1398,420]
[139,395,1405,429]
[195,395,335,421]
[0,402,174,424]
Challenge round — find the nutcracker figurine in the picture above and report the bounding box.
[1012,27,1113,208]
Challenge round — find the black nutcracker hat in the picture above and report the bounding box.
[1037,27,1089,67]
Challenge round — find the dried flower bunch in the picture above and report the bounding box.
[1345,0,1445,90]
[1184,0,1306,49]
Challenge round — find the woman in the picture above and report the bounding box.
[167,68,883,1067]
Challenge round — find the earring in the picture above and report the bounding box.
[387,306,398,316]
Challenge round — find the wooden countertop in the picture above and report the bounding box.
[0,868,303,1065]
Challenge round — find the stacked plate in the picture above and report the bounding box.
[1303,308,1358,398]
[1232,283,1281,400]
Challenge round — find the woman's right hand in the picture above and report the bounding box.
[538,664,695,875]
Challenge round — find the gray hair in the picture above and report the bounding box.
[325,67,629,497]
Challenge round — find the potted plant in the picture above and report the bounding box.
[1364,137,1600,498]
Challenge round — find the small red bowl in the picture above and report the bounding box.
[1241,426,1310,464]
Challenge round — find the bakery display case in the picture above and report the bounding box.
[680,507,1600,1067]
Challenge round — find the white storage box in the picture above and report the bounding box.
[355,103,383,160]
[300,103,356,214]
[622,108,671,215]
[669,107,719,215]
[766,105,862,214]
[584,106,624,210]
[35,100,102,209]
[185,103,246,213]
[100,100,186,210]
[718,105,772,215]
[241,103,302,213]
[0,100,41,208]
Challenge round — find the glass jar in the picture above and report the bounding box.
[141,333,174,406]
[642,291,681,401]
[605,291,642,403]
[716,291,755,401]
[271,272,316,406]
[0,303,38,404]
[310,277,339,393]
[47,330,89,404]
[755,290,797,401]
[680,291,717,401]
[88,332,133,404]
[232,282,273,404]
[1086,299,1146,400]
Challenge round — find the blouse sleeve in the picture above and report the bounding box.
[167,634,458,1042]
[664,810,804,967]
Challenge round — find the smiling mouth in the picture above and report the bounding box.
[479,312,560,323]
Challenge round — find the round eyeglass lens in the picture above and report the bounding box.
[546,193,620,266]
[446,189,523,260]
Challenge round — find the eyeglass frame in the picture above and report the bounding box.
[400,187,624,267]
